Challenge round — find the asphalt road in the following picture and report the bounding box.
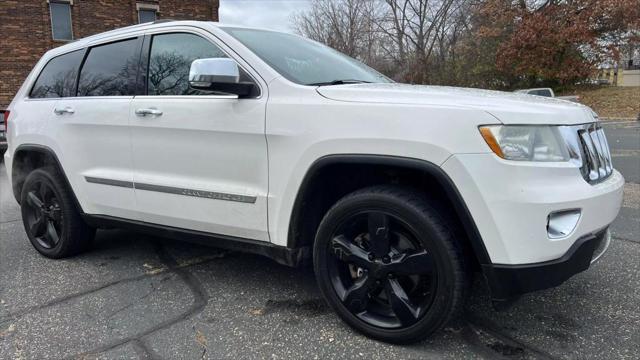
[1,121,638,360]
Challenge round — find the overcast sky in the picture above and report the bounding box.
[219,0,312,33]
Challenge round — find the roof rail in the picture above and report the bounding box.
[153,19,176,24]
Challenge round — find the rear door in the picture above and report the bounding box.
[53,37,142,219]
[24,49,86,161]
[129,29,269,241]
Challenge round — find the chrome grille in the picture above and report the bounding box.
[577,123,613,183]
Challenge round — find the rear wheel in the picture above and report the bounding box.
[20,167,95,258]
[314,186,468,343]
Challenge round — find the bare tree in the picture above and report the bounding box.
[376,0,470,82]
[292,0,472,83]
[292,0,379,61]
[148,51,190,95]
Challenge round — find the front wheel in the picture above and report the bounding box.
[313,186,468,344]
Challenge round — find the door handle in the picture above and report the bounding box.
[53,106,75,115]
[135,108,163,117]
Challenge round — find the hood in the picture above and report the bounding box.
[316,83,596,125]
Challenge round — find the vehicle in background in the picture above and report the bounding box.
[514,88,580,102]
[0,110,7,159]
[578,79,610,86]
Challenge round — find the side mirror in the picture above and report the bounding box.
[189,58,256,97]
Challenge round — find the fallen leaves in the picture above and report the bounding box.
[195,329,207,348]
[0,323,15,338]
[562,86,640,119]
[249,308,265,316]
[142,263,166,275]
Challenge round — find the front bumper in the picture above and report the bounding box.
[442,153,623,299]
[442,153,624,265]
[482,228,610,300]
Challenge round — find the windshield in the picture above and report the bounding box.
[221,27,391,86]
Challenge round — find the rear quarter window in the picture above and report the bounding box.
[78,38,141,96]
[30,50,84,98]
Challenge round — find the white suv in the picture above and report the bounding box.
[3,21,624,343]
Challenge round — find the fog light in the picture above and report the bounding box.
[547,209,581,239]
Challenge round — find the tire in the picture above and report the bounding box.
[313,185,468,344]
[20,167,95,258]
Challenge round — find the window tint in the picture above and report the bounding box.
[147,33,228,96]
[222,27,390,86]
[78,38,140,96]
[50,2,73,41]
[138,9,156,23]
[30,50,84,98]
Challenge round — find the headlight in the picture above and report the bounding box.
[479,125,571,161]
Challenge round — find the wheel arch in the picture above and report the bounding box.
[287,154,492,266]
[11,144,84,213]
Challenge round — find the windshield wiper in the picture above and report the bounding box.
[307,79,372,86]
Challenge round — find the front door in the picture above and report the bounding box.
[130,31,269,241]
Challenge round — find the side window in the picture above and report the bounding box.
[78,38,140,96]
[30,50,84,98]
[147,33,228,96]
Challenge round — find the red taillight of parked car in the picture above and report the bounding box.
[3,110,9,134]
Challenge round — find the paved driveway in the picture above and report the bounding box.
[0,121,638,359]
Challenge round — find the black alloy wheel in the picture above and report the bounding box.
[314,186,468,343]
[23,179,63,249]
[329,210,437,329]
[20,167,95,258]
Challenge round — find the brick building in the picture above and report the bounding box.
[0,0,220,108]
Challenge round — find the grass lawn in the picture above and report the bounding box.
[561,86,640,119]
